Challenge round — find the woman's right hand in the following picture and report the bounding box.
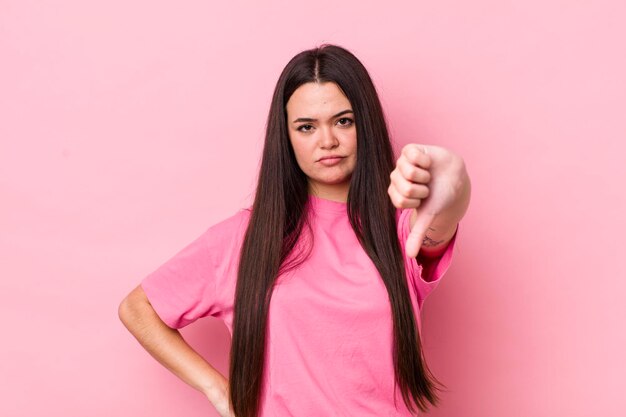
[119,285,236,416]
[207,379,235,417]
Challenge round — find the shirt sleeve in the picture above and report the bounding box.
[397,208,459,305]
[140,209,250,329]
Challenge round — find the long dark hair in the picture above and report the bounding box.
[229,43,445,416]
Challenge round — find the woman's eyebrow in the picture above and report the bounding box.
[292,109,353,123]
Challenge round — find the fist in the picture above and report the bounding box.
[388,143,464,257]
[388,144,433,210]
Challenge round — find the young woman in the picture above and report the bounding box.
[119,43,471,417]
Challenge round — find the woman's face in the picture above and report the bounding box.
[285,81,357,201]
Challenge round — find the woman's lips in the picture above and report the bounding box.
[318,156,344,166]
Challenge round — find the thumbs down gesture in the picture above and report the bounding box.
[388,144,471,259]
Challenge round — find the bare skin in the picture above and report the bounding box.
[118,285,234,417]
[286,81,357,202]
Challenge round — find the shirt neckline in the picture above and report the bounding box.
[307,194,347,214]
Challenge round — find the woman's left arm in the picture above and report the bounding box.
[389,144,472,258]
[409,165,471,257]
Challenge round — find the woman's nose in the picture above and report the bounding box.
[319,126,339,148]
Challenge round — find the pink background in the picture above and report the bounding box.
[1,1,624,416]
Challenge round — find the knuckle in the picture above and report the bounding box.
[411,166,421,181]
[400,181,412,197]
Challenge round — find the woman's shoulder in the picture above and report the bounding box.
[206,207,251,236]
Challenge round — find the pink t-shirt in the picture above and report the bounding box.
[141,194,459,416]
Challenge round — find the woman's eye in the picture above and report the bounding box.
[296,118,353,133]
[297,124,313,132]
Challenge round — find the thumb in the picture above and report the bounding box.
[405,209,436,259]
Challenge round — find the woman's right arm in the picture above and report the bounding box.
[118,284,233,416]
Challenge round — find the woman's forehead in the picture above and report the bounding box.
[286,82,351,119]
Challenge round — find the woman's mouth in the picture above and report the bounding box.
[318,156,344,166]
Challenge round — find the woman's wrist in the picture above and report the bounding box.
[204,374,228,402]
